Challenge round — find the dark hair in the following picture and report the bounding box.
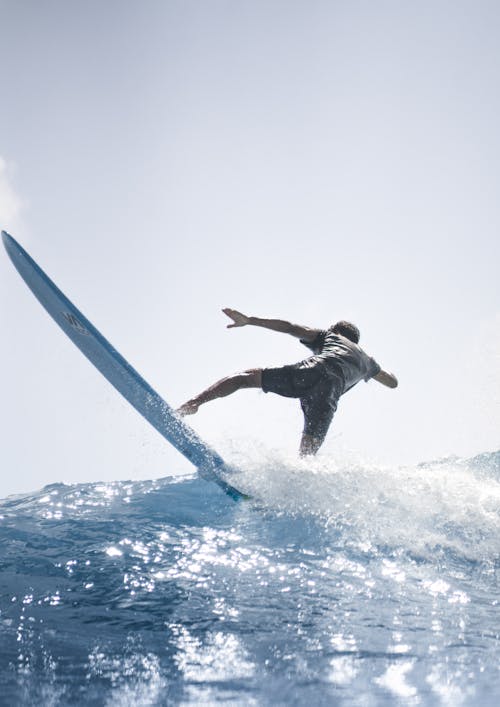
[332,320,360,344]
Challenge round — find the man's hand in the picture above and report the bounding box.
[373,370,398,388]
[223,308,250,328]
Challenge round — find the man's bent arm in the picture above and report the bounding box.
[223,308,320,342]
[373,370,398,388]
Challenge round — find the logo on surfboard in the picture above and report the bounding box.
[62,312,90,335]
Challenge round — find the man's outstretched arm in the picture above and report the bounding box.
[373,370,398,388]
[223,308,320,342]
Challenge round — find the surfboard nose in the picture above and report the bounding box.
[2,230,15,250]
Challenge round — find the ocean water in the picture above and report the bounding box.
[0,450,499,706]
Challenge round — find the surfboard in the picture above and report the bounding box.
[2,231,248,502]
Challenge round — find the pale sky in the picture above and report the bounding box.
[1,0,499,498]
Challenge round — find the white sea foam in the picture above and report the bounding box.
[227,445,500,561]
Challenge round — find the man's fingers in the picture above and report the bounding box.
[223,307,248,328]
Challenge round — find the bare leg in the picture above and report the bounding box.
[299,433,323,456]
[178,369,263,415]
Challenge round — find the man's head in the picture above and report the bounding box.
[332,320,360,344]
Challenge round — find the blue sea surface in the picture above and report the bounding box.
[0,450,499,705]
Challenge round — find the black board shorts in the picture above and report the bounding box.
[262,362,343,442]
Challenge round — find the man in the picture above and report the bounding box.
[178,308,398,455]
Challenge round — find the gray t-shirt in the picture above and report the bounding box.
[300,328,381,394]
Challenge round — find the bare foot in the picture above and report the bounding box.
[177,400,199,416]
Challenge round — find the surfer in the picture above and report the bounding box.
[178,308,398,455]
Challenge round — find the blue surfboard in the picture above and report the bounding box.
[2,231,248,502]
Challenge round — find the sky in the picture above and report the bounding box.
[1,0,499,498]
